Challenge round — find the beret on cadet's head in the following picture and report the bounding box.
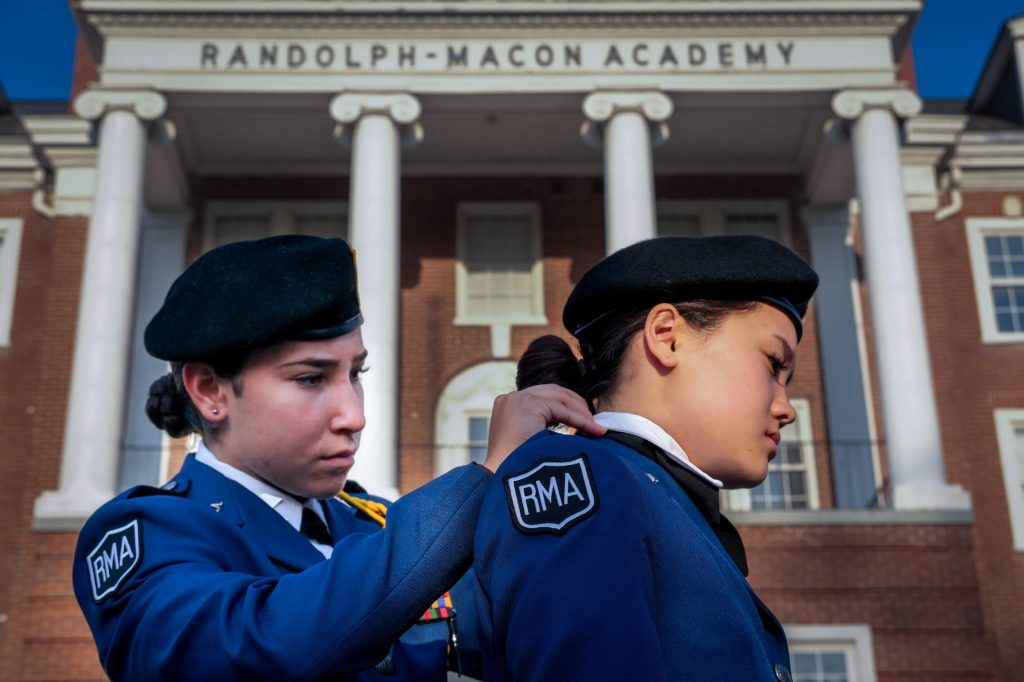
[563,235,819,340]
[144,235,362,362]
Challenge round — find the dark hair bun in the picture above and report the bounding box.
[145,373,195,438]
[516,335,585,395]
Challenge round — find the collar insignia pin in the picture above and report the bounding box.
[210,501,224,512]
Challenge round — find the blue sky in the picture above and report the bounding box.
[0,0,1022,101]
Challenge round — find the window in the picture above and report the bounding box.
[995,409,1024,551]
[0,218,24,347]
[205,202,347,250]
[434,361,517,476]
[786,625,877,682]
[456,203,545,325]
[658,200,789,243]
[725,399,819,511]
[966,219,1024,343]
[467,415,491,465]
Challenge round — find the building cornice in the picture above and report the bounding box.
[0,139,40,191]
[81,7,913,34]
[77,1,922,14]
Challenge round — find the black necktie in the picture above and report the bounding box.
[300,506,333,546]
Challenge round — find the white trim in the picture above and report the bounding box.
[786,624,877,682]
[965,218,1024,344]
[995,409,1024,552]
[203,201,348,251]
[657,199,793,247]
[454,202,547,327]
[433,361,517,477]
[0,218,25,347]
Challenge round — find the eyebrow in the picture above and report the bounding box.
[772,335,797,385]
[278,350,368,370]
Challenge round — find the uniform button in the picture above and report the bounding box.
[774,662,793,682]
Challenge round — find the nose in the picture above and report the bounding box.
[772,386,797,427]
[330,381,366,435]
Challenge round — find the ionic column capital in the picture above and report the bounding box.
[582,90,673,124]
[73,88,168,122]
[330,93,422,147]
[581,91,673,148]
[831,88,922,121]
[330,92,421,124]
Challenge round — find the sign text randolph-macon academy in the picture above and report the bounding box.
[198,39,799,72]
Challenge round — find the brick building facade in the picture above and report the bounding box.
[0,1,1022,680]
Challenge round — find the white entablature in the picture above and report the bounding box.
[78,0,915,94]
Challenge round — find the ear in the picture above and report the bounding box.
[181,362,229,424]
[642,303,684,370]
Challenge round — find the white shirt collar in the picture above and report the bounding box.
[195,441,334,557]
[594,412,723,488]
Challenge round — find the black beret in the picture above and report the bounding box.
[563,235,819,340]
[144,235,362,362]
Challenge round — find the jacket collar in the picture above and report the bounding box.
[175,455,326,572]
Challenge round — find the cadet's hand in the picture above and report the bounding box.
[480,384,605,474]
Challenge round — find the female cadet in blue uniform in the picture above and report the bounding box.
[71,235,602,682]
[473,235,819,682]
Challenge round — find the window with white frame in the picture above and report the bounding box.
[995,409,1024,551]
[725,399,819,511]
[786,625,877,682]
[0,218,24,347]
[456,203,545,325]
[434,361,517,476]
[658,200,789,243]
[966,219,1024,343]
[205,202,347,250]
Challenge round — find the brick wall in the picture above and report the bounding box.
[0,191,102,679]
[911,193,1024,680]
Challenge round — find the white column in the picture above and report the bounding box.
[34,89,168,530]
[832,89,970,510]
[330,93,421,499]
[582,91,673,254]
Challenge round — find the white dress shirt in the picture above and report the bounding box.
[195,441,336,558]
[594,411,723,488]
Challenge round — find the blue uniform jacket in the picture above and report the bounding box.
[473,430,791,681]
[73,455,490,682]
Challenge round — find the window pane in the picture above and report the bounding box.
[985,235,1004,256]
[989,258,1008,278]
[994,288,1011,307]
[462,212,538,319]
[295,213,346,239]
[996,313,1016,332]
[659,213,701,237]
[468,416,490,464]
[724,212,780,240]
[792,651,850,682]
[213,214,271,246]
[1011,258,1024,277]
[821,653,847,673]
[1008,236,1024,255]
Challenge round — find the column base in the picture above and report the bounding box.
[892,482,972,511]
[33,484,115,532]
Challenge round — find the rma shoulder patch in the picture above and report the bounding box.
[504,453,599,535]
[87,519,142,603]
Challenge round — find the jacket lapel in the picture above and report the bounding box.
[178,455,326,572]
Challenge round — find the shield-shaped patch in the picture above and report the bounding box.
[504,454,599,535]
[86,519,142,603]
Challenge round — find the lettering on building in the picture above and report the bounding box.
[199,40,798,73]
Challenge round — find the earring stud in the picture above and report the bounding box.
[211,408,219,415]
